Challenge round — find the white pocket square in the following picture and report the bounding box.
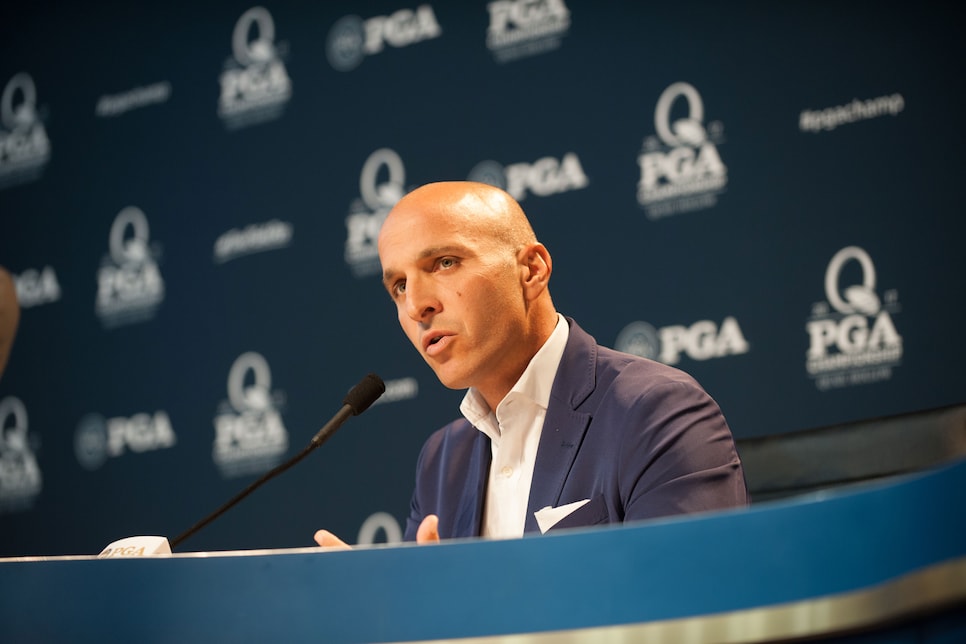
[534,499,591,534]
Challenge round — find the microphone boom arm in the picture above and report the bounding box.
[169,374,385,550]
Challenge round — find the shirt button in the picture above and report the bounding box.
[501,466,513,477]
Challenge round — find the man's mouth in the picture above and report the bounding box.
[424,333,451,355]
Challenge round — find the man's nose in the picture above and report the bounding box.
[404,276,440,322]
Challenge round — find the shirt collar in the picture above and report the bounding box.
[460,314,570,433]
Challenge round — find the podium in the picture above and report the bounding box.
[2,459,964,643]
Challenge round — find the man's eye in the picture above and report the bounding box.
[393,282,406,297]
[438,257,457,269]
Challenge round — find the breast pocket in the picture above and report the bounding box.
[544,495,611,533]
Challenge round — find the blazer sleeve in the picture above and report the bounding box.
[616,376,749,521]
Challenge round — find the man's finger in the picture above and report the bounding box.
[416,514,440,544]
[314,529,351,550]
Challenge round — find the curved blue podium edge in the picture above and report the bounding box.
[2,457,965,643]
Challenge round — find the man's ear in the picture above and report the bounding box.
[520,243,552,300]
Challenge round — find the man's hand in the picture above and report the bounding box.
[415,514,440,543]
[313,529,351,550]
[313,514,441,548]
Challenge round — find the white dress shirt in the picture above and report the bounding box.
[459,314,570,538]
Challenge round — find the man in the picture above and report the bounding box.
[315,181,747,547]
[0,267,19,381]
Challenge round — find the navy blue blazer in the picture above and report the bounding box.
[403,317,749,540]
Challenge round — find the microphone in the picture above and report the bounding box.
[162,373,386,551]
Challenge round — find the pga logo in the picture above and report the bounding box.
[344,148,409,277]
[468,152,588,201]
[0,397,43,506]
[75,411,176,471]
[212,351,289,477]
[13,265,61,308]
[219,6,291,114]
[806,246,901,361]
[616,317,749,365]
[487,0,570,33]
[0,72,51,168]
[637,82,727,215]
[327,5,442,71]
[485,0,571,62]
[95,206,164,316]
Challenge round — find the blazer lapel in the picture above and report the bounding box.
[453,429,490,538]
[523,317,597,533]
[524,405,591,532]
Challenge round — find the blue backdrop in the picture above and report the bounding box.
[1,1,964,556]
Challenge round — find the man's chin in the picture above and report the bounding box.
[428,365,469,392]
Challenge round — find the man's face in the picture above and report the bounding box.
[378,199,530,400]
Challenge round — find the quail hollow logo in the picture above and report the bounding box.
[0,72,51,189]
[0,397,42,513]
[218,6,292,130]
[344,148,411,278]
[213,352,289,478]
[95,206,165,329]
[637,82,727,220]
[805,246,902,390]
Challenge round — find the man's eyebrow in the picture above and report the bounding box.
[381,269,399,290]
[418,245,469,259]
[382,245,470,287]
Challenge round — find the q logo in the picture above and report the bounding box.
[232,6,277,65]
[653,82,707,148]
[227,351,273,413]
[0,397,29,455]
[824,246,880,316]
[359,148,406,212]
[1,73,38,130]
[108,207,152,267]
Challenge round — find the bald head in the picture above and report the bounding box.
[380,181,537,258]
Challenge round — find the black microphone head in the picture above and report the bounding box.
[343,373,386,415]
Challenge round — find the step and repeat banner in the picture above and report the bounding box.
[1,2,963,556]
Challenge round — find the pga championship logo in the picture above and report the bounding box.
[637,82,727,220]
[95,206,165,329]
[467,151,588,201]
[74,410,177,471]
[486,0,571,63]
[806,246,902,390]
[616,317,749,365]
[344,148,411,278]
[218,6,292,129]
[213,352,289,478]
[326,5,442,72]
[0,72,51,189]
[0,397,42,513]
